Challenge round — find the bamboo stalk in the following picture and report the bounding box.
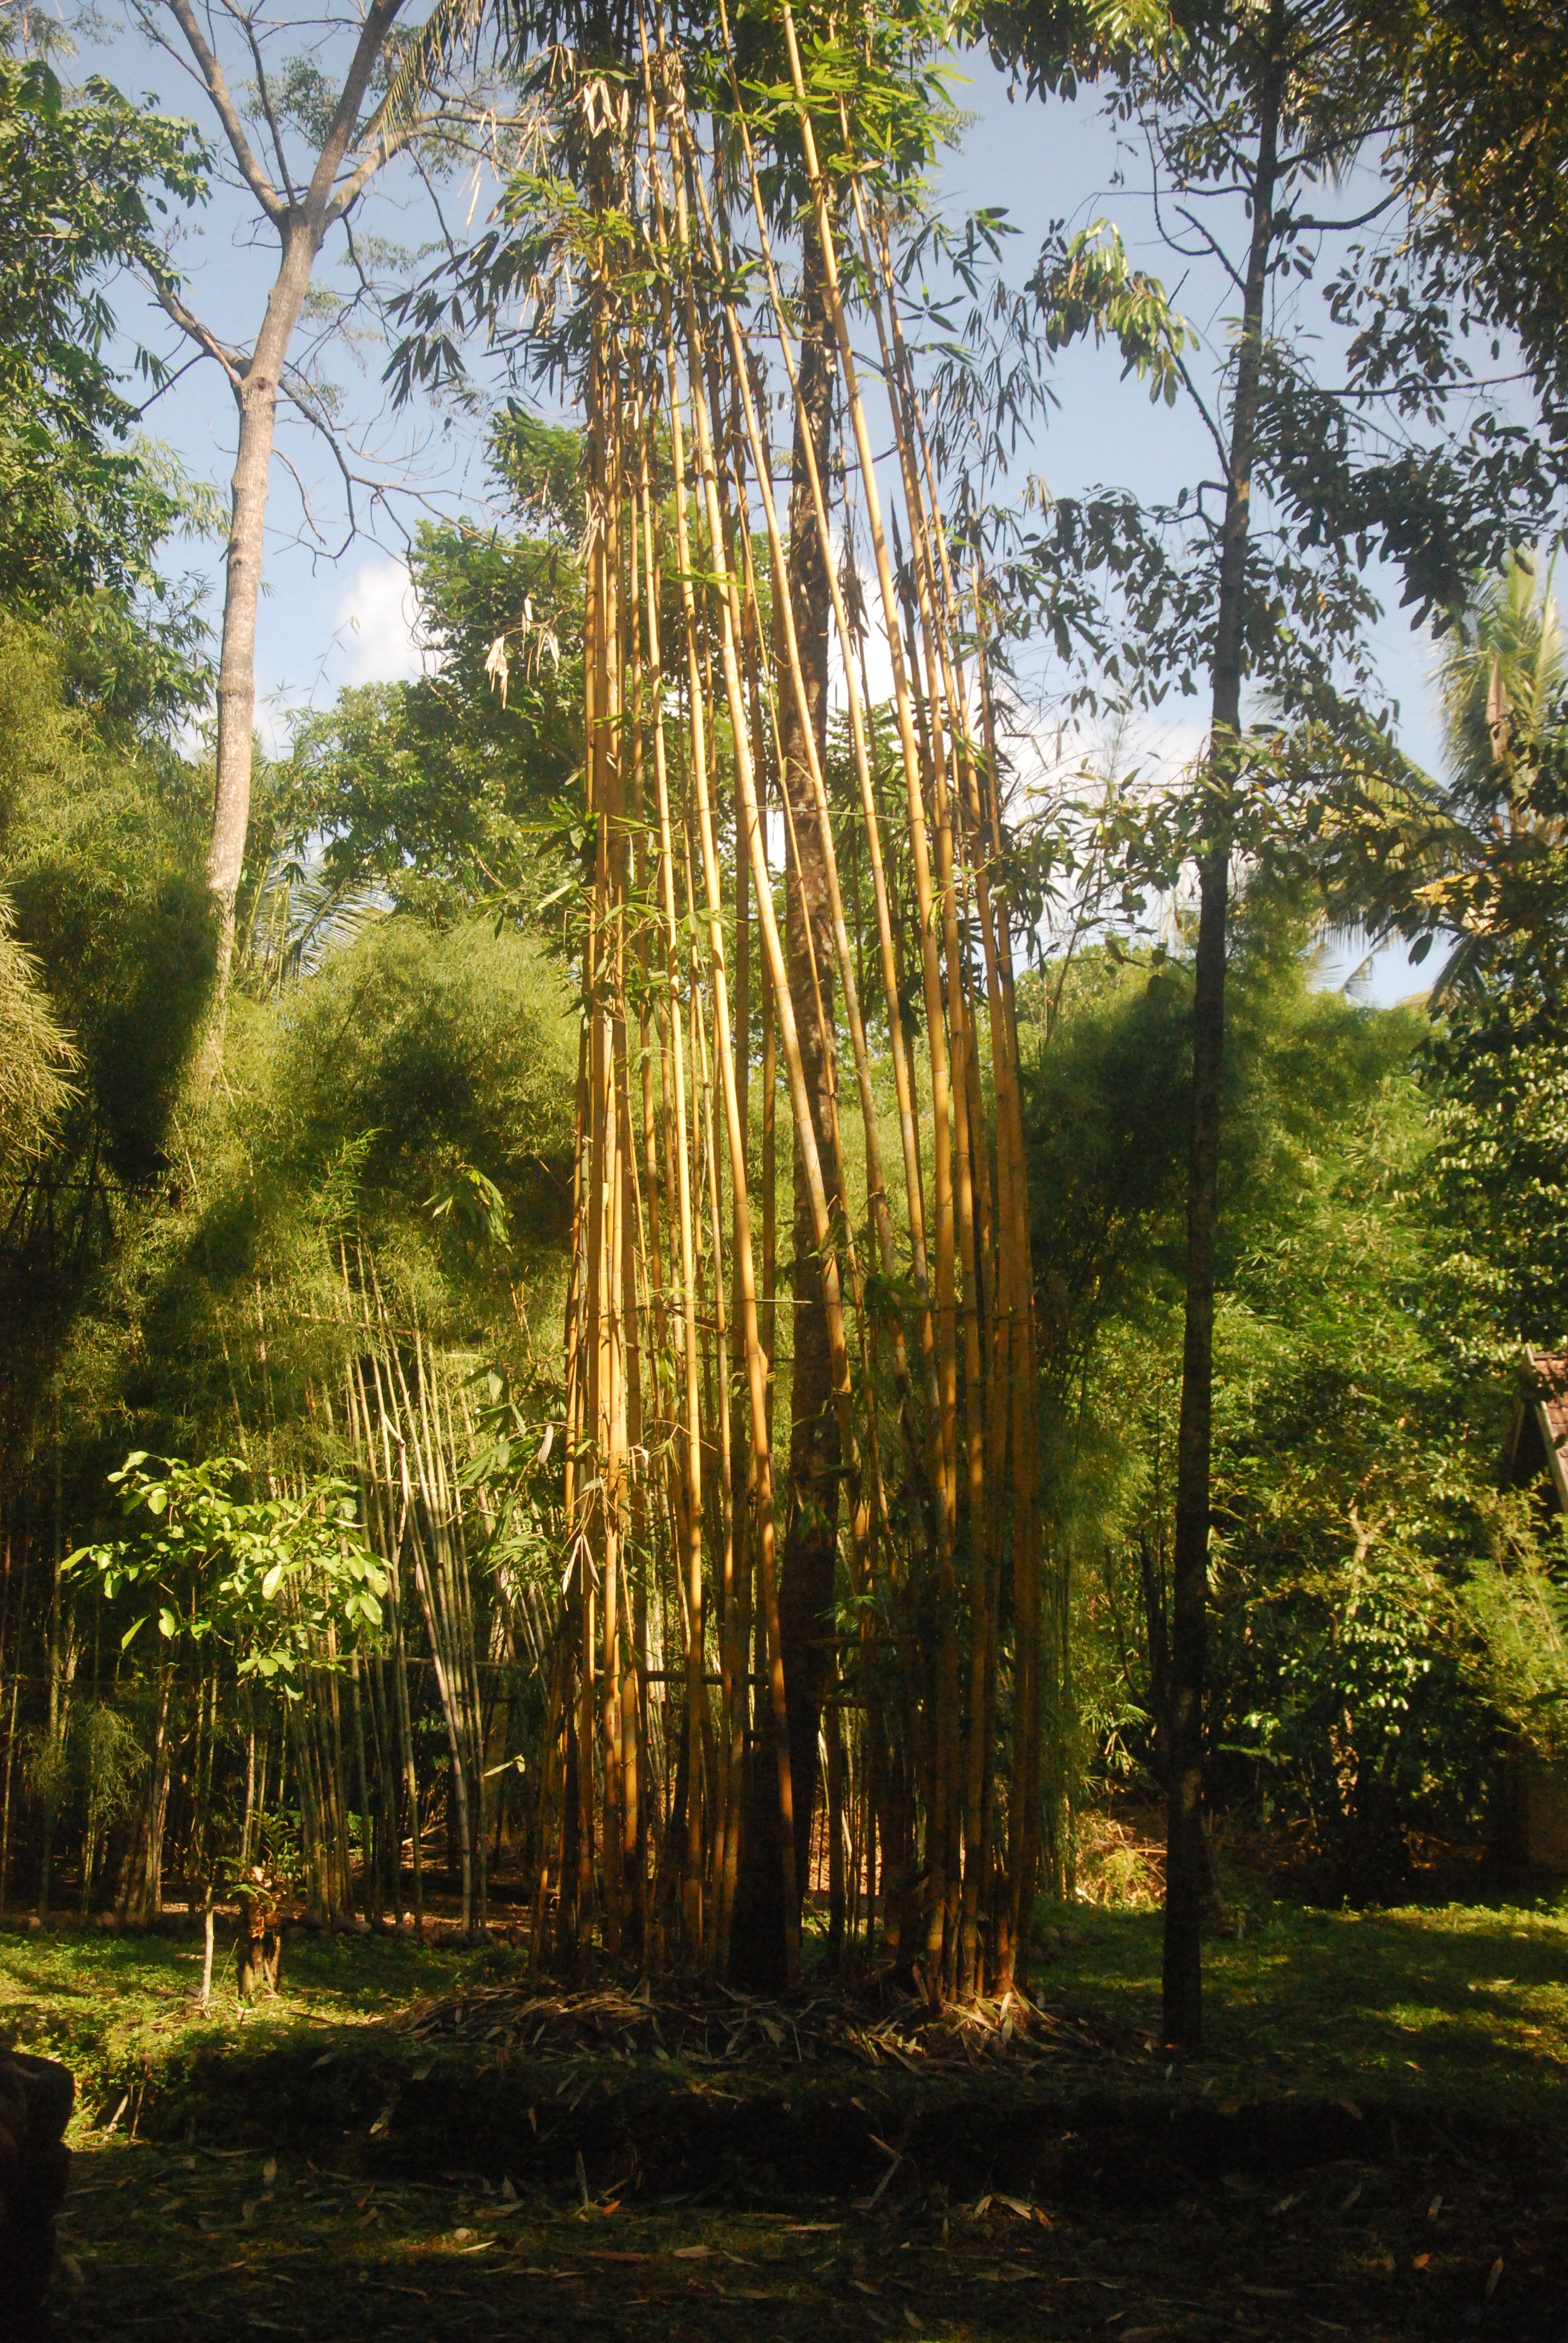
[644,46,802,1971]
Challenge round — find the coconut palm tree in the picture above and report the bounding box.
[1441,549,1565,798]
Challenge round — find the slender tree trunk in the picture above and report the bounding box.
[350,1651,378,1927]
[165,0,411,1024]
[778,218,840,1917]
[826,1697,846,1971]
[206,224,322,1004]
[143,1668,172,1922]
[0,1617,17,1915]
[1163,15,1284,2053]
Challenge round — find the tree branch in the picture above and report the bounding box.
[276,367,423,560]
[327,97,498,224]
[1175,358,1235,472]
[306,0,408,221]
[152,275,246,396]
[1173,206,1246,295]
[128,347,209,418]
[1280,191,1400,237]
[326,108,430,224]
[227,0,301,207]
[269,437,338,554]
[161,0,285,223]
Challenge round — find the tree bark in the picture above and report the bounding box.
[1163,7,1284,2054]
[208,234,317,988]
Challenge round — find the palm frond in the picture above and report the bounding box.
[370,0,494,143]
[245,841,389,995]
[1439,549,1566,813]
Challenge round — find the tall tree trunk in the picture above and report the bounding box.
[165,0,411,1021]
[1163,11,1284,2053]
[206,221,322,1008]
[779,217,840,1921]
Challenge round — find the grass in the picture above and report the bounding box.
[7,1893,1568,2133]
[1034,1896,1568,2121]
[0,1925,475,2117]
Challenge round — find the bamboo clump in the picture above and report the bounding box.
[528,2,1047,1999]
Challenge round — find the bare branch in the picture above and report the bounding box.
[269,437,336,553]
[1280,190,1400,237]
[1172,206,1246,295]
[152,275,246,395]
[128,348,209,418]
[277,367,421,559]
[227,0,302,207]
[126,1,226,116]
[1175,353,1233,476]
[161,0,286,222]
[327,108,428,223]
[331,99,500,225]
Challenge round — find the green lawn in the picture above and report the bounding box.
[1036,1895,1568,2119]
[0,1923,473,2120]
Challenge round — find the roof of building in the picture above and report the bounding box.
[1508,1348,1568,1510]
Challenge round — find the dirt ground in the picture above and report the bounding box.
[51,2098,1568,2342]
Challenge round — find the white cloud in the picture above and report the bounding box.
[333,557,426,686]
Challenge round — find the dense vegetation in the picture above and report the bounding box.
[4,0,1568,2075]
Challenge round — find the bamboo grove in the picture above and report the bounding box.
[502,0,1048,1999]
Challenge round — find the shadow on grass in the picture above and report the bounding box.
[1034,1898,1568,2115]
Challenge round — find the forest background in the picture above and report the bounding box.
[4,0,1568,2051]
